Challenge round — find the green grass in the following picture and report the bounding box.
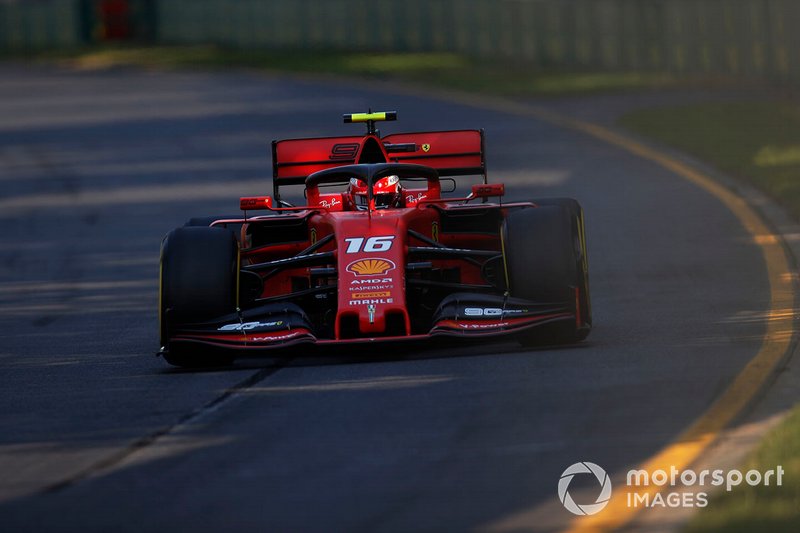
[684,405,800,532]
[4,44,692,96]
[621,100,800,220]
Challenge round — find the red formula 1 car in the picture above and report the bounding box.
[158,112,591,367]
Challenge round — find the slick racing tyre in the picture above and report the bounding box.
[184,215,242,243]
[159,226,238,367]
[531,197,591,335]
[503,200,591,344]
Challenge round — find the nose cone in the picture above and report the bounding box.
[334,211,410,338]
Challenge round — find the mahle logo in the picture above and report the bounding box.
[558,462,612,515]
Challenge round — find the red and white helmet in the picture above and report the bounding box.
[348,175,403,210]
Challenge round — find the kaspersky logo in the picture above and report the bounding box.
[558,462,612,515]
[346,258,396,276]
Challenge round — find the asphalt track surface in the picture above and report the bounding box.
[0,65,774,532]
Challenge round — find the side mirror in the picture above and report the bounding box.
[240,196,273,210]
[471,183,505,199]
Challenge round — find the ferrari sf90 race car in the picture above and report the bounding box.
[158,112,591,367]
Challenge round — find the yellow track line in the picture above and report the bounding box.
[560,117,795,533]
[437,94,796,532]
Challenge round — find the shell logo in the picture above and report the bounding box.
[346,258,396,276]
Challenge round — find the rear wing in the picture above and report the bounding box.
[381,129,485,178]
[271,135,366,186]
[271,129,486,197]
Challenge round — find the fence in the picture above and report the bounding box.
[2,0,800,79]
[0,0,154,49]
[157,0,800,78]
[0,0,79,49]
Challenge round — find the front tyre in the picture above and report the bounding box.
[503,201,591,344]
[159,226,238,367]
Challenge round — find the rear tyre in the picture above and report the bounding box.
[184,215,241,227]
[184,216,242,243]
[503,200,591,344]
[159,227,238,367]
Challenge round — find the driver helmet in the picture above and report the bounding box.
[349,175,403,210]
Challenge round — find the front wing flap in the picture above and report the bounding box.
[164,294,575,352]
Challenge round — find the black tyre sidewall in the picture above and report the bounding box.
[504,201,591,343]
[532,198,591,329]
[504,205,577,302]
[184,216,242,243]
[159,227,238,358]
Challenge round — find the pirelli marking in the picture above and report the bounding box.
[351,291,391,299]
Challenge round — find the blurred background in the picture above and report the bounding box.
[2,0,799,79]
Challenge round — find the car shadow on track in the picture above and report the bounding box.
[157,336,595,374]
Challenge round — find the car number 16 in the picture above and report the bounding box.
[344,236,395,254]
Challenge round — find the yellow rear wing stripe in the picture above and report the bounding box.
[343,111,397,123]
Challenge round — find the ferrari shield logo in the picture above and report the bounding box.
[422,143,431,152]
[432,221,439,242]
[310,228,317,245]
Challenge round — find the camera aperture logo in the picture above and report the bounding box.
[558,462,612,515]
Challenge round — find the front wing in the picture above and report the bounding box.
[164,295,577,353]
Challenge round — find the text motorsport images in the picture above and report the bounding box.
[558,461,785,516]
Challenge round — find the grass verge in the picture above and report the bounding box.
[622,102,800,531]
[621,100,800,220]
[5,44,701,97]
[685,406,800,532]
